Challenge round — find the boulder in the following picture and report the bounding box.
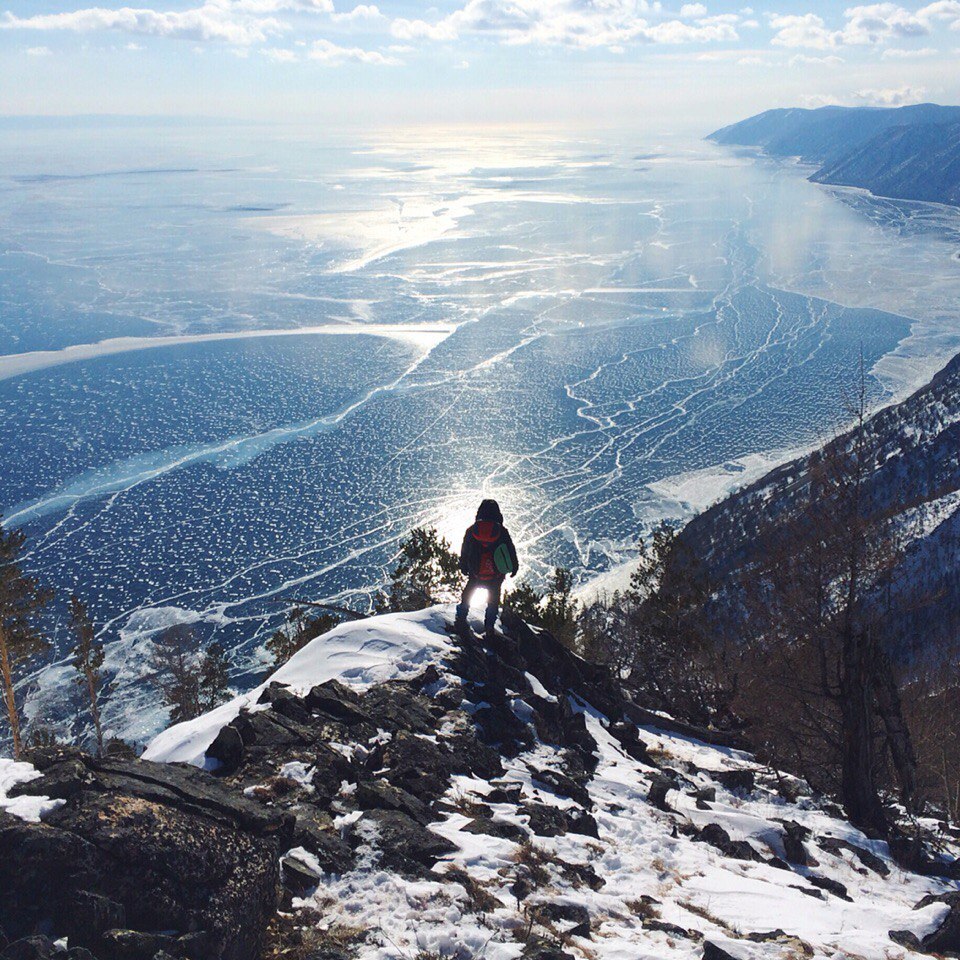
[780,820,816,866]
[206,725,244,775]
[0,754,287,960]
[817,836,889,876]
[0,938,61,960]
[462,816,528,843]
[360,810,457,876]
[895,891,960,955]
[362,684,436,735]
[304,680,369,725]
[380,733,455,802]
[696,823,762,862]
[807,875,851,901]
[702,943,740,960]
[532,902,591,938]
[281,854,323,895]
[353,779,432,825]
[529,767,592,809]
[291,811,354,874]
[714,769,755,794]
[520,803,568,838]
[647,774,676,812]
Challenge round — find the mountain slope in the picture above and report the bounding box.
[707,103,960,206]
[811,122,960,206]
[5,606,958,959]
[675,351,960,654]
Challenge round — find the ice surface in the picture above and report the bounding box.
[1,125,959,744]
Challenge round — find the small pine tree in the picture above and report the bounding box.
[69,595,105,756]
[0,525,53,758]
[148,623,201,725]
[540,567,580,651]
[502,569,580,651]
[199,641,231,711]
[26,725,62,750]
[502,580,544,624]
[378,527,462,613]
[266,607,340,667]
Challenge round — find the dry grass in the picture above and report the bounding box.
[679,899,739,936]
[626,897,661,921]
[262,908,367,959]
[443,866,504,913]
[511,841,553,888]
[251,776,302,801]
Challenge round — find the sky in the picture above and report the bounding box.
[2,1,960,130]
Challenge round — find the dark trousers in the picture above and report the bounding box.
[455,576,502,632]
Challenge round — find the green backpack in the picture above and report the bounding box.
[493,542,515,576]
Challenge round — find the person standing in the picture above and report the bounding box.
[455,499,519,640]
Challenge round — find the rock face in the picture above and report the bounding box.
[0,751,289,960]
[4,608,958,960]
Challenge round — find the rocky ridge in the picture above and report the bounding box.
[1,607,958,960]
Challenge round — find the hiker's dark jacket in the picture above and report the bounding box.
[459,499,518,582]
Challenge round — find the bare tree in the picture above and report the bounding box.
[732,363,918,834]
[69,595,105,755]
[0,525,52,758]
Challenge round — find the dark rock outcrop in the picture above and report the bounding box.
[1,750,288,960]
[891,891,960,955]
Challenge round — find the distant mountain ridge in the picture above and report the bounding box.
[708,103,960,206]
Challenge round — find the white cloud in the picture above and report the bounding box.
[679,3,706,17]
[881,43,937,54]
[770,2,960,50]
[0,0,343,44]
[789,52,844,65]
[854,84,928,104]
[391,0,737,50]
[0,4,286,44]
[330,3,382,22]
[736,54,771,64]
[261,44,296,58]
[454,57,469,67]
[307,36,400,62]
[769,12,838,49]
[125,39,142,47]
[25,43,52,53]
[842,4,927,44]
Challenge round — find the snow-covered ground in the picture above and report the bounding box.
[143,607,453,767]
[144,607,960,960]
[0,759,64,822]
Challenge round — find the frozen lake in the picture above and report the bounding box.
[2,120,960,744]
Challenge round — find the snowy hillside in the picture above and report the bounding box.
[674,350,960,656]
[3,606,959,960]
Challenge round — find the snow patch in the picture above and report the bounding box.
[143,606,454,766]
[0,759,65,822]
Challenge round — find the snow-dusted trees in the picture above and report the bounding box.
[69,595,105,756]
[0,525,52,759]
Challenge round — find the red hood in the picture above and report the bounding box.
[472,520,501,544]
